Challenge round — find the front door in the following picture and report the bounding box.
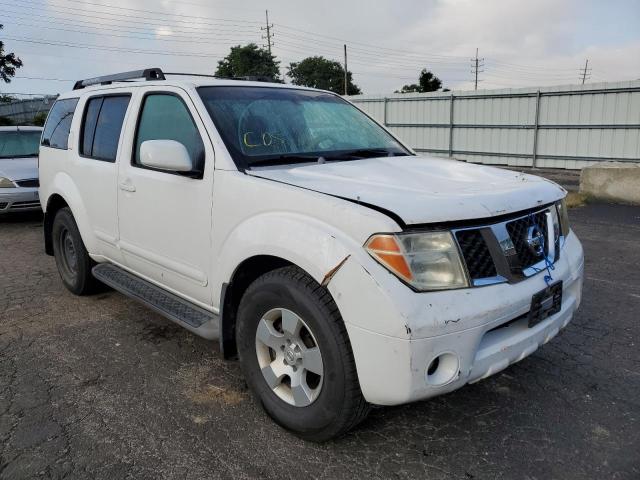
[117,87,214,307]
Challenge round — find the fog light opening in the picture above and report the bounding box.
[426,352,459,386]
[427,355,440,376]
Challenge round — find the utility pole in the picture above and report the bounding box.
[261,10,274,55]
[343,44,348,95]
[579,59,591,84]
[470,48,484,91]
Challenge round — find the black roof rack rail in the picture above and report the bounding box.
[73,68,165,90]
[164,72,220,79]
[164,72,281,83]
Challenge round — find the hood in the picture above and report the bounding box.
[0,157,38,181]
[247,155,565,225]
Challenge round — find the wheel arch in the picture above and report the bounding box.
[215,214,360,359]
[42,173,95,257]
[43,194,70,256]
[219,255,294,359]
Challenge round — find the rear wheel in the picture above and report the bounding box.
[236,266,370,442]
[52,207,100,295]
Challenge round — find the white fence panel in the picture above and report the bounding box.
[348,81,640,170]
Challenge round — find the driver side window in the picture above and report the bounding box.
[133,93,205,174]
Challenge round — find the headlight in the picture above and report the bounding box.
[0,177,16,188]
[365,232,469,291]
[556,199,570,236]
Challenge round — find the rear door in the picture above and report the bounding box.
[116,87,214,307]
[72,92,131,263]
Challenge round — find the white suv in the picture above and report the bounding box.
[39,69,584,441]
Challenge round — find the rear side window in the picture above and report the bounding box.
[133,93,205,172]
[80,95,130,162]
[41,98,79,149]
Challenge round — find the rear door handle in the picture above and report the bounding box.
[118,180,136,192]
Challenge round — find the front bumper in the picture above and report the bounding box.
[328,231,584,406]
[0,188,41,213]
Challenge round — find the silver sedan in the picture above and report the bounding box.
[0,126,42,214]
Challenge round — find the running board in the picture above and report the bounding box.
[92,263,219,340]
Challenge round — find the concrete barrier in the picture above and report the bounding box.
[580,162,640,205]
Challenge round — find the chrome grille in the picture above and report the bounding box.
[455,229,497,280]
[10,201,41,210]
[15,178,39,188]
[453,206,559,286]
[505,210,548,271]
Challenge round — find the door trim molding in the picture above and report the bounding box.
[118,240,208,286]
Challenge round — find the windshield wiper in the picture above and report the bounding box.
[248,154,320,168]
[323,148,408,161]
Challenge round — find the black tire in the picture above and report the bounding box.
[236,265,370,442]
[51,207,100,295]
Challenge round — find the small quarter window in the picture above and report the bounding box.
[133,94,205,174]
[41,98,79,150]
[80,95,130,162]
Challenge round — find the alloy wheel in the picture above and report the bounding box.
[255,308,324,407]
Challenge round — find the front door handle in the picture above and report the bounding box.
[118,180,136,192]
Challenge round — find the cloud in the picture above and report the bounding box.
[155,27,174,37]
[3,0,639,95]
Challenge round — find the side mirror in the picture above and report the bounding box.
[140,140,192,172]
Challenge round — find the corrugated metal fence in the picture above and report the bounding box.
[0,95,57,124]
[347,81,640,170]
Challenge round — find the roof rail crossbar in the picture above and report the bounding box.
[73,68,165,90]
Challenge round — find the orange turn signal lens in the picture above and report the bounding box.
[365,234,413,281]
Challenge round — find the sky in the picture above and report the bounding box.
[2,0,640,97]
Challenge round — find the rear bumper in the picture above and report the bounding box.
[0,188,41,213]
[329,231,584,406]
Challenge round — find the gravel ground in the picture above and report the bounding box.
[0,203,638,480]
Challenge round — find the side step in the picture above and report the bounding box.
[92,263,219,340]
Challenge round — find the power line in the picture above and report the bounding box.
[485,59,579,72]
[274,23,469,61]
[1,10,259,37]
[13,76,74,81]
[273,31,468,66]
[273,40,468,71]
[8,0,590,82]
[4,0,619,91]
[11,0,465,68]
[3,36,229,58]
[6,0,262,31]
[4,19,259,45]
[12,0,263,25]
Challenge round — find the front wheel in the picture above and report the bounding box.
[51,207,100,295]
[236,266,370,442]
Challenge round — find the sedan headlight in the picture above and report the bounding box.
[0,177,16,188]
[365,232,469,291]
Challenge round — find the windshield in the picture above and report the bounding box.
[0,131,41,158]
[198,86,410,168]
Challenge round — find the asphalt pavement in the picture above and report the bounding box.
[1,203,638,479]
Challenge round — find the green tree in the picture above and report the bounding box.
[32,111,47,126]
[288,56,361,95]
[395,84,421,93]
[396,69,443,93]
[0,24,23,83]
[215,43,280,81]
[0,116,13,126]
